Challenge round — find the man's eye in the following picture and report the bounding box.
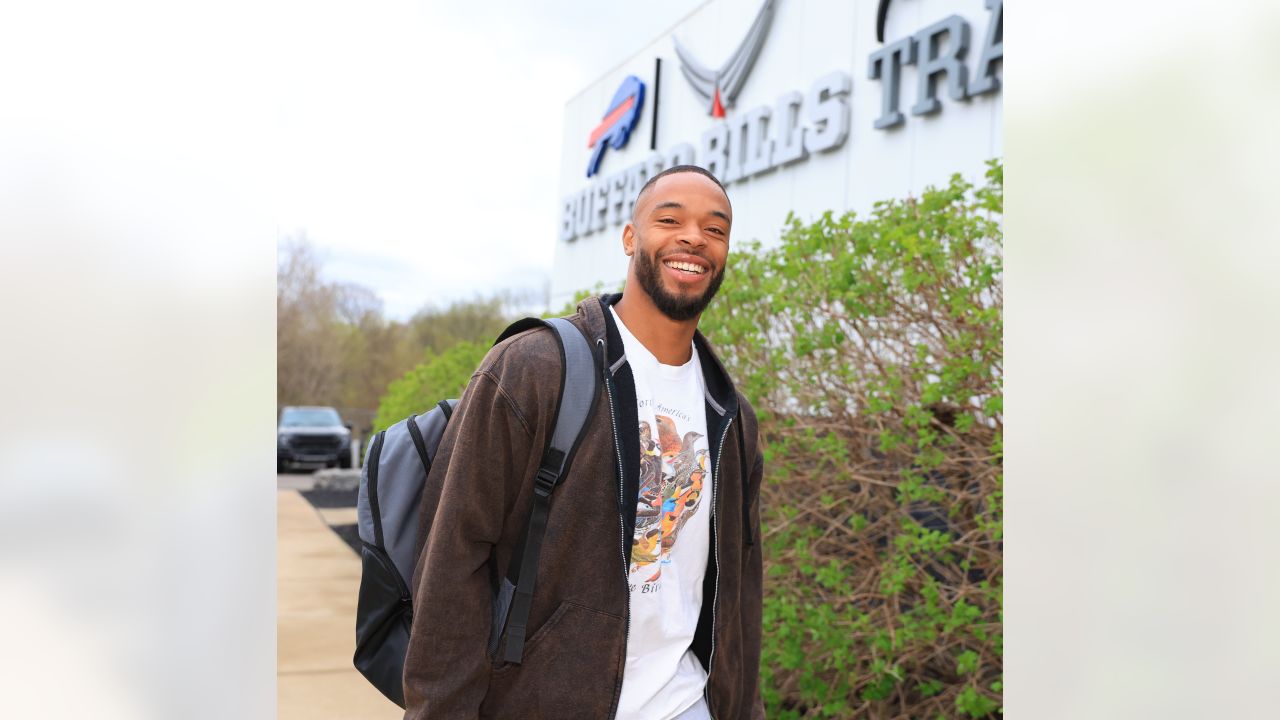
[707,227,726,236]
[658,218,677,224]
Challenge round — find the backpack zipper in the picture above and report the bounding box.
[702,415,732,720]
[366,430,388,550]
[600,338,630,720]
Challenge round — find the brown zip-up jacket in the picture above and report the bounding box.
[402,294,765,719]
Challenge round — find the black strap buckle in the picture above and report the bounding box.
[533,466,559,497]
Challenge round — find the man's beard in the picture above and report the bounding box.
[633,246,726,322]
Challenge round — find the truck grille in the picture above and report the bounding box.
[290,434,343,451]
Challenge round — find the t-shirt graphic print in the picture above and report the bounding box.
[611,307,713,720]
[631,414,708,581]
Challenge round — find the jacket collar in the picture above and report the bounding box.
[578,293,739,419]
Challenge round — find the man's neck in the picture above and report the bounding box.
[613,289,699,366]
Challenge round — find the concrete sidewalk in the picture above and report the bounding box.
[278,489,402,720]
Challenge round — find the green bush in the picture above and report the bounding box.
[372,341,489,433]
[700,160,1003,718]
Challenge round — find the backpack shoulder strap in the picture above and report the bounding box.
[540,317,597,472]
[491,316,596,477]
[403,414,431,477]
[488,316,599,664]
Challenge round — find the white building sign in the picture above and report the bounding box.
[552,0,1003,309]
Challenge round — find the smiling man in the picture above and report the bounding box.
[402,166,765,719]
[608,166,761,720]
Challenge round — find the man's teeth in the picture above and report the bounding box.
[664,260,706,275]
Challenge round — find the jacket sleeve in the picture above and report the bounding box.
[747,444,767,720]
[402,371,534,719]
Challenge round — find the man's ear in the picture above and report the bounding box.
[622,223,636,257]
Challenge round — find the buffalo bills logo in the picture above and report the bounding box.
[586,75,645,178]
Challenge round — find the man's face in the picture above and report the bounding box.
[624,172,732,322]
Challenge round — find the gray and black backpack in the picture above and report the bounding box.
[352,316,598,708]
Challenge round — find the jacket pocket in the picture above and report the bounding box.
[482,602,625,719]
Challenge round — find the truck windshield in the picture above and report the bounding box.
[280,408,343,427]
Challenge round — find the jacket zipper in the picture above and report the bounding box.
[600,338,630,720]
[702,415,732,720]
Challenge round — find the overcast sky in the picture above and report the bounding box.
[275,1,702,320]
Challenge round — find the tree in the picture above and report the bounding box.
[406,297,513,359]
[373,342,490,433]
[278,233,524,433]
[277,235,348,408]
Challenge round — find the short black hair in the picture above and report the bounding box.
[632,164,731,220]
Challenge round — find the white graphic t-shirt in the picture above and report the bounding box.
[612,307,713,720]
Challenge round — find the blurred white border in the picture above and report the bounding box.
[1009,1,1280,717]
[1,2,276,717]
[4,0,1279,716]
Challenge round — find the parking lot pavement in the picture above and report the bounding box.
[277,489,401,720]
[277,472,319,491]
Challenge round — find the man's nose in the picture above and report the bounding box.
[676,227,707,249]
